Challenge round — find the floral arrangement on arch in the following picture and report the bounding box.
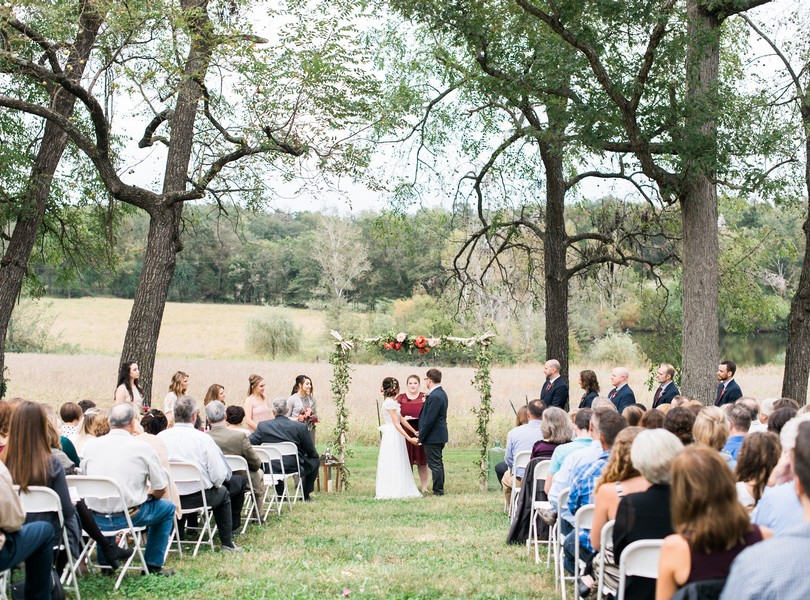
[381,332,438,355]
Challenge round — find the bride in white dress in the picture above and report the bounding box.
[376,377,422,499]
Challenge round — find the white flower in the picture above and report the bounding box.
[428,338,439,347]
[396,332,406,343]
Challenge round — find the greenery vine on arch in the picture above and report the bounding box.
[329,330,494,490]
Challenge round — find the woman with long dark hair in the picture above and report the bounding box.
[735,431,781,511]
[578,370,600,409]
[2,401,132,570]
[288,374,318,444]
[114,360,144,409]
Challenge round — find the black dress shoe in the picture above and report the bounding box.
[100,541,134,571]
[578,582,592,598]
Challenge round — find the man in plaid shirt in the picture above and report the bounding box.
[563,411,628,576]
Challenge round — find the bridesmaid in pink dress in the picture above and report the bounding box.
[395,374,429,492]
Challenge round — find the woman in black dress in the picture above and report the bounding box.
[578,370,600,409]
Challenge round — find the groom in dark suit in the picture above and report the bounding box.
[419,368,448,496]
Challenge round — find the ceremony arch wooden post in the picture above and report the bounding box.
[329,331,494,490]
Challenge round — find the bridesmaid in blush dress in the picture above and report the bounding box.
[396,374,429,493]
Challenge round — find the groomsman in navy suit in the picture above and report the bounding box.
[716,360,743,407]
[607,367,636,413]
[540,360,569,410]
[652,363,680,409]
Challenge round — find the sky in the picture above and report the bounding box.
[106,0,804,217]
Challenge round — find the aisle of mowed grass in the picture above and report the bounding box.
[78,446,557,599]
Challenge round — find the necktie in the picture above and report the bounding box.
[654,387,662,404]
[609,388,617,399]
[717,385,725,404]
[544,381,552,394]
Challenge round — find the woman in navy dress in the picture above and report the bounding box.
[578,370,600,409]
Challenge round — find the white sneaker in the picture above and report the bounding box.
[222,544,244,552]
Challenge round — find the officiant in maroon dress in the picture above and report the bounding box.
[396,374,429,493]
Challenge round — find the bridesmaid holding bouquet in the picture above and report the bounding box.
[396,374,429,493]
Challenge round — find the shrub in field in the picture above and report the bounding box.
[586,330,647,367]
[246,311,302,358]
[6,299,73,354]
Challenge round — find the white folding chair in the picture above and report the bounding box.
[527,459,553,564]
[596,519,615,600]
[161,468,182,560]
[261,442,303,505]
[560,501,594,600]
[14,486,81,599]
[616,539,664,600]
[252,447,285,517]
[224,455,262,533]
[168,462,215,557]
[554,487,571,594]
[509,450,532,520]
[65,475,149,591]
[0,569,8,600]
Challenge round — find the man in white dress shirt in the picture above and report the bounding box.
[81,402,176,575]
[158,396,242,551]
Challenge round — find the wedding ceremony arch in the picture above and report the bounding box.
[328,330,495,489]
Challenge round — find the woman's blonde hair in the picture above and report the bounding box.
[692,406,729,451]
[597,427,642,488]
[168,371,189,396]
[248,374,264,398]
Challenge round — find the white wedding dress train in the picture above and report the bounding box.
[376,398,422,499]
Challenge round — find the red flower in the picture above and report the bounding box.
[393,342,402,351]
[383,342,393,350]
[418,347,428,354]
[414,335,428,349]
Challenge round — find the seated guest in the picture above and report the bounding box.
[663,407,695,445]
[563,411,627,576]
[137,409,182,518]
[0,459,56,599]
[207,401,264,515]
[158,396,242,551]
[70,407,109,458]
[587,427,646,596]
[3,401,83,565]
[226,405,251,435]
[495,406,529,484]
[531,407,573,460]
[499,400,544,511]
[59,402,82,437]
[735,432,781,511]
[774,398,800,411]
[621,405,644,427]
[0,400,10,453]
[249,397,320,501]
[640,408,664,429]
[755,398,775,432]
[737,397,764,433]
[82,402,176,575]
[613,429,683,600]
[541,409,593,514]
[693,406,731,461]
[721,421,810,600]
[752,415,810,534]
[723,405,751,461]
[656,446,771,599]
[77,399,96,413]
[767,407,797,435]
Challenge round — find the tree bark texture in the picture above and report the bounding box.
[782,104,810,405]
[0,1,104,391]
[680,1,720,403]
[119,0,214,404]
[541,148,570,394]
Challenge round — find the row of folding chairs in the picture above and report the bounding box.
[532,493,663,600]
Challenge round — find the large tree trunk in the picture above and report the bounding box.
[782,110,810,405]
[680,2,721,403]
[119,0,214,404]
[0,0,104,393]
[542,149,570,391]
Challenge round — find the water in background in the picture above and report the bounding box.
[633,331,787,366]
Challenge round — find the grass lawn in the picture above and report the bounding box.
[76,446,556,599]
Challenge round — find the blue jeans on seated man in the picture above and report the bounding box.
[0,521,56,600]
[91,497,175,568]
[563,529,594,576]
